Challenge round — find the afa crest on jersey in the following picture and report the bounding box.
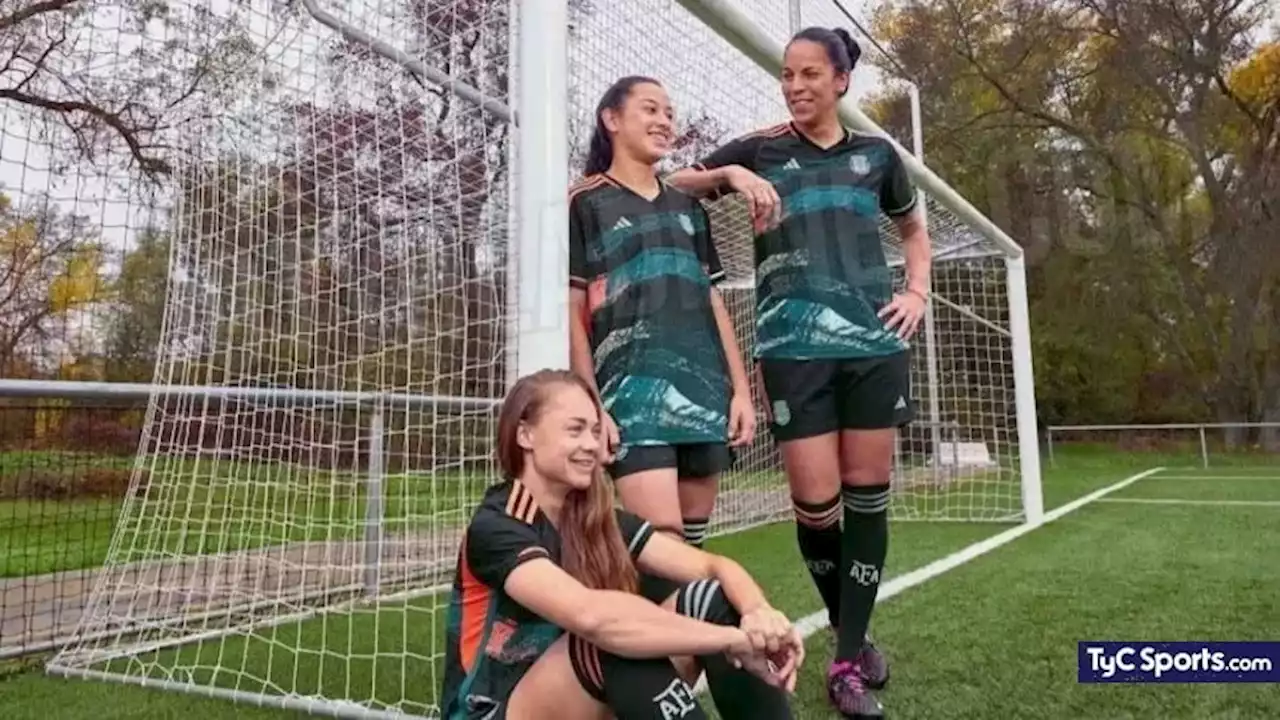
[849,154,870,176]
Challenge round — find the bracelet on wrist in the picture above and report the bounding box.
[905,287,929,302]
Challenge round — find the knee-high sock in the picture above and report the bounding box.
[675,578,793,720]
[792,494,842,627]
[683,516,710,548]
[837,483,890,661]
[570,635,708,720]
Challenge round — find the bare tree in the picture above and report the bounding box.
[1,0,263,179]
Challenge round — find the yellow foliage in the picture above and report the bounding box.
[1,219,38,253]
[34,407,59,440]
[1228,42,1280,110]
[49,247,105,312]
[870,4,905,44]
[58,355,104,381]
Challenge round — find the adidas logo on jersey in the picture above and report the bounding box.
[782,157,801,171]
[894,396,908,411]
[612,216,633,231]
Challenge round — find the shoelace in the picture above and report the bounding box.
[828,660,865,696]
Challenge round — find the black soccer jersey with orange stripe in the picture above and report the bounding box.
[568,173,731,449]
[693,122,919,361]
[439,480,655,719]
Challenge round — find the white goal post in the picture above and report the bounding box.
[36,0,1043,716]
[662,0,1043,529]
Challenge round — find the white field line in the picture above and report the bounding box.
[1141,475,1280,481]
[790,466,1166,639]
[1096,497,1280,508]
[693,466,1166,696]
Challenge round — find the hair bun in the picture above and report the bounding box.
[831,27,862,66]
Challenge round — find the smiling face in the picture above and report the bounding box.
[602,81,675,166]
[516,381,603,492]
[781,39,849,126]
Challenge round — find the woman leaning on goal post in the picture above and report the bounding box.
[666,26,933,720]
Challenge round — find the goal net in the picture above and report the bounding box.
[39,0,1041,716]
[571,0,1036,530]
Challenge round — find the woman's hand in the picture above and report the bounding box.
[724,624,806,692]
[724,166,781,233]
[739,605,793,655]
[878,288,928,340]
[727,392,756,448]
[599,412,621,464]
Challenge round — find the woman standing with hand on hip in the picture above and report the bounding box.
[667,27,932,720]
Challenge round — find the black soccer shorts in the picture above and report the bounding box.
[758,350,915,442]
[606,442,735,482]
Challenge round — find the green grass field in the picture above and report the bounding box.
[2,445,1278,718]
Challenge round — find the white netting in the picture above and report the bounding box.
[570,0,1025,532]
[46,0,515,716]
[36,0,1033,715]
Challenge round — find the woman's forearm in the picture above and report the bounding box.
[709,556,770,617]
[568,302,599,394]
[711,291,751,397]
[665,166,737,199]
[584,589,744,659]
[898,212,932,297]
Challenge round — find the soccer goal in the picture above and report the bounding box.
[43,0,1042,716]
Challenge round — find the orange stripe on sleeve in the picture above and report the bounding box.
[457,538,491,672]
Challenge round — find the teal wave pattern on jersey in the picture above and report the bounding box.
[601,374,728,447]
[595,320,729,446]
[598,247,708,309]
[755,297,907,359]
[781,185,879,219]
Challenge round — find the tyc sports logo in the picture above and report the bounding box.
[1078,642,1280,683]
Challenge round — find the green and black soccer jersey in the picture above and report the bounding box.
[569,173,732,449]
[440,480,655,720]
[693,122,919,361]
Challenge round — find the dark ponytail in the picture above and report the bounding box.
[584,75,662,175]
[789,27,862,96]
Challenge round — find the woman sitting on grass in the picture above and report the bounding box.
[439,369,803,720]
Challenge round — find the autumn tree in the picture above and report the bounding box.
[868,0,1279,443]
[0,191,105,376]
[102,228,169,382]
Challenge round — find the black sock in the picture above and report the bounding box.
[792,494,842,627]
[837,483,890,661]
[676,578,793,720]
[683,516,710,548]
[569,635,708,720]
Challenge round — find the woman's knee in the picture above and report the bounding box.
[506,636,608,720]
[677,474,718,520]
[839,428,895,484]
[778,433,842,502]
[567,634,707,720]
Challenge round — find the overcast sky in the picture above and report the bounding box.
[0,0,888,254]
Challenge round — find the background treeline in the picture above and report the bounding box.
[1,0,1275,457]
